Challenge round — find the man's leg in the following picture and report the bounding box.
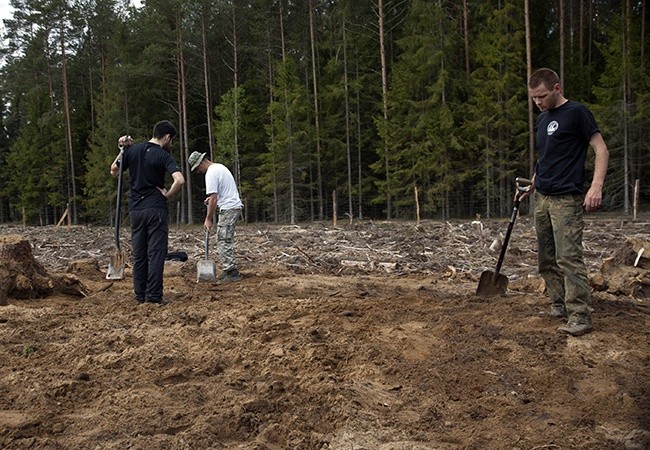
[217,208,240,273]
[535,192,566,316]
[145,208,168,302]
[130,210,148,302]
[550,194,592,326]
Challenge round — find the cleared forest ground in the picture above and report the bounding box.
[1,217,649,449]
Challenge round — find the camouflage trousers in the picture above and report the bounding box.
[534,192,593,324]
[216,208,241,272]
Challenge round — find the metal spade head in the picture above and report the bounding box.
[106,249,125,280]
[476,270,509,297]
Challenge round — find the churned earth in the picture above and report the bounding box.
[0,217,648,449]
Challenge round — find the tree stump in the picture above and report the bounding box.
[592,237,650,298]
[0,235,87,305]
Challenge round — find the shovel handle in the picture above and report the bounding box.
[494,199,519,276]
[515,177,533,195]
[114,148,125,250]
[204,229,210,259]
[494,178,529,275]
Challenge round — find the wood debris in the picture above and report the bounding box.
[0,218,648,293]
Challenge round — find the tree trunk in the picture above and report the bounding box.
[279,1,296,225]
[355,46,363,220]
[232,0,241,189]
[89,58,95,133]
[463,0,470,75]
[622,0,631,215]
[343,18,353,222]
[641,0,646,66]
[177,18,192,225]
[587,2,594,66]
[45,32,55,111]
[579,0,584,66]
[438,0,445,105]
[559,0,564,85]
[60,19,77,225]
[525,0,535,181]
[485,123,492,218]
[378,0,391,219]
[309,0,324,221]
[202,16,215,160]
[267,29,279,223]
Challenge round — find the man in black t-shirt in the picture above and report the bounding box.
[110,120,185,304]
[523,68,609,337]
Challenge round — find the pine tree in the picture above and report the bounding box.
[379,0,465,220]
[463,0,528,218]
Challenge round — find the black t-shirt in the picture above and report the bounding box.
[534,100,599,196]
[121,142,180,211]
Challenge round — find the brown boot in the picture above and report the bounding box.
[557,321,593,336]
[218,268,241,283]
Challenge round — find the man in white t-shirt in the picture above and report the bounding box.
[188,151,243,283]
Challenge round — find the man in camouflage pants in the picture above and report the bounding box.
[188,151,243,283]
[525,68,609,336]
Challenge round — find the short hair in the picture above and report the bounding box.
[152,120,177,139]
[528,68,560,90]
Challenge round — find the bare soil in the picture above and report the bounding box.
[1,217,649,450]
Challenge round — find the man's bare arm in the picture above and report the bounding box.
[585,133,609,212]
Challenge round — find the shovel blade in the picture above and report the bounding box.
[197,260,217,282]
[476,270,509,297]
[106,249,125,280]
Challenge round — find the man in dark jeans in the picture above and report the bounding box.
[110,120,185,304]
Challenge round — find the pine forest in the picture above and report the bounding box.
[0,0,648,226]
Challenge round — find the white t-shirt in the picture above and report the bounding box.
[205,163,243,210]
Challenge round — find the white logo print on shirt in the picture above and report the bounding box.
[547,121,559,135]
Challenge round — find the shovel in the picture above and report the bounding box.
[476,177,532,296]
[106,148,125,280]
[197,229,217,282]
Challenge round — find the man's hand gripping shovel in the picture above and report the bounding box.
[475,177,532,297]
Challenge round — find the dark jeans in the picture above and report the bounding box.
[130,207,168,302]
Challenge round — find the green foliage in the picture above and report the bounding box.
[463,0,528,217]
[214,86,246,168]
[591,6,650,211]
[262,57,313,222]
[0,0,646,224]
[5,86,67,223]
[83,83,128,223]
[377,0,467,219]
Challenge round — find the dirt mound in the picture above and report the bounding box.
[0,219,648,449]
